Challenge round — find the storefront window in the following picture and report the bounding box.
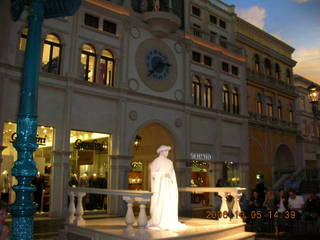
[191,160,209,206]
[69,130,111,210]
[1,122,54,212]
[223,161,240,187]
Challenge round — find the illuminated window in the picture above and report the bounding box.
[19,27,28,51]
[256,94,263,116]
[204,79,212,108]
[41,34,61,74]
[81,44,96,82]
[287,68,292,84]
[222,85,230,112]
[99,49,115,86]
[254,54,260,72]
[275,63,281,80]
[192,75,201,106]
[265,58,272,76]
[289,104,294,122]
[266,97,273,117]
[277,100,282,120]
[232,88,240,114]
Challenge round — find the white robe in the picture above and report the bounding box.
[147,155,186,230]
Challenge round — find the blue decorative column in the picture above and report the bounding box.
[10,1,44,239]
[9,0,81,239]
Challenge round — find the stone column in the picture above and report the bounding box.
[49,150,71,217]
[108,155,132,216]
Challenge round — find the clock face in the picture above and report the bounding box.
[145,50,170,81]
[135,39,177,92]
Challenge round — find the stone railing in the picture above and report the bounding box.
[190,27,244,56]
[67,187,153,229]
[248,112,298,130]
[179,187,246,224]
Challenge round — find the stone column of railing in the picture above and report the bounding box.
[217,191,230,224]
[68,188,153,229]
[231,191,243,224]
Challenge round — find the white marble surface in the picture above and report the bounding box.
[64,217,248,240]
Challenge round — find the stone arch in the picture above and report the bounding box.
[273,144,295,181]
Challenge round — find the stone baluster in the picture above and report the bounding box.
[136,197,149,228]
[74,192,86,226]
[123,196,136,229]
[231,191,243,224]
[218,191,230,223]
[67,191,76,224]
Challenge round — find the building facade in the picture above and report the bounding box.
[0,0,248,217]
[235,18,298,190]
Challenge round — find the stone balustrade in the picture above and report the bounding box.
[68,186,245,230]
[67,187,153,229]
[179,187,246,224]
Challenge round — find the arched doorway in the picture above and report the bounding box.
[129,123,176,190]
[274,144,295,181]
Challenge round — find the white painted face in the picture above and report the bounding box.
[160,150,169,158]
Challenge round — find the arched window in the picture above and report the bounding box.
[204,79,213,108]
[266,97,273,117]
[41,34,62,74]
[192,75,201,106]
[232,88,240,114]
[277,100,282,120]
[256,93,263,115]
[289,104,293,122]
[264,58,272,76]
[275,63,281,80]
[81,44,96,82]
[222,85,230,112]
[19,27,28,51]
[286,68,292,84]
[254,54,260,72]
[99,49,115,86]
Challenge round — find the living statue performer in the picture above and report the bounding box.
[147,145,186,230]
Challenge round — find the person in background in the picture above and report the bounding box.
[274,189,288,237]
[288,191,304,217]
[255,175,266,206]
[0,201,10,240]
[303,192,320,221]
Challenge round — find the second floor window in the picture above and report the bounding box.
[287,69,292,84]
[81,44,96,82]
[204,79,213,108]
[99,49,115,86]
[265,58,272,76]
[192,75,201,106]
[232,88,240,114]
[84,13,99,29]
[266,97,273,117]
[275,63,281,80]
[222,85,230,112]
[222,62,229,72]
[41,34,62,74]
[204,55,212,67]
[277,100,282,120]
[289,104,294,122]
[192,6,201,17]
[103,20,117,34]
[192,51,201,63]
[19,27,28,51]
[254,54,260,72]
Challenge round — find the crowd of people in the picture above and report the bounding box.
[239,176,320,236]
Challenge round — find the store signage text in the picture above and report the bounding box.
[190,152,213,161]
[10,133,46,145]
[74,139,106,151]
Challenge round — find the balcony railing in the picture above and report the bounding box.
[246,68,296,94]
[190,27,244,56]
[248,112,298,130]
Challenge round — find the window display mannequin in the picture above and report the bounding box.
[31,172,45,212]
[147,145,187,230]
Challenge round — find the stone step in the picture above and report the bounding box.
[219,232,256,240]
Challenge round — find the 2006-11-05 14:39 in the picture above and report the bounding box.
[206,210,297,219]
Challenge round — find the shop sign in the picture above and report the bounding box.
[74,139,106,151]
[190,152,213,161]
[10,132,46,145]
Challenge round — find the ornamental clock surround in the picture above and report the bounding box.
[135,39,178,92]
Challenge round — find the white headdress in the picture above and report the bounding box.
[156,145,171,154]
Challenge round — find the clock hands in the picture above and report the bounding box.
[147,61,171,77]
